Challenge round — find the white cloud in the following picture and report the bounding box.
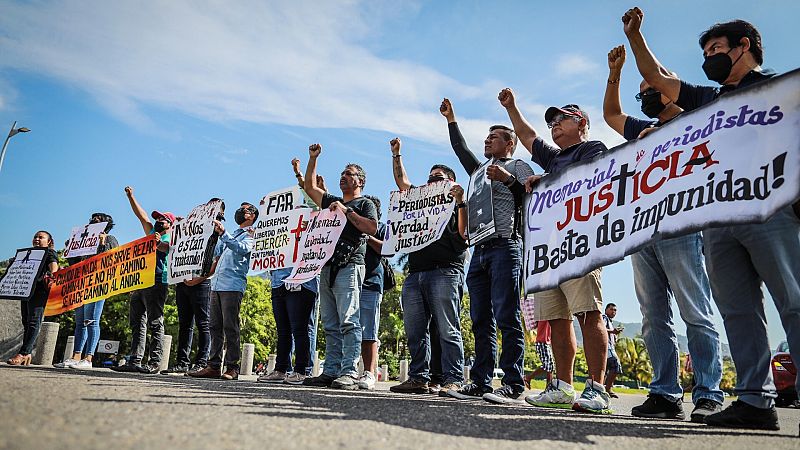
[0,1,478,146]
[555,53,600,77]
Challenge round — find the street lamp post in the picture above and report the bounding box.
[0,121,31,173]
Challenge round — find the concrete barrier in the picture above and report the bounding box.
[312,351,320,377]
[31,321,59,365]
[159,335,172,372]
[62,335,75,362]
[266,353,276,373]
[399,359,408,382]
[463,365,470,383]
[241,343,255,375]
[381,364,389,381]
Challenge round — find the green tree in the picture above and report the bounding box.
[615,336,653,385]
[240,276,276,362]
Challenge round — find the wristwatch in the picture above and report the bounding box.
[456,202,466,209]
[345,207,354,215]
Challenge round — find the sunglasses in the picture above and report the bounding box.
[547,113,580,129]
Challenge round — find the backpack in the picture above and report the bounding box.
[381,257,396,293]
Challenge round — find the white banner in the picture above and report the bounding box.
[524,68,800,292]
[249,186,311,274]
[168,200,223,284]
[64,222,108,258]
[284,209,347,284]
[0,248,47,301]
[466,162,495,244]
[381,180,456,255]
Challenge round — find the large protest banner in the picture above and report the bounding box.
[523,69,800,292]
[64,222,108,258]
[45,236,157,316]
[283,208,347,284]
[168,200,223,284]
[250,186,311,274]
[382,180,456,255]
[467,162,495,244]
[0,248,47,301]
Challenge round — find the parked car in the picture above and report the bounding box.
[771,341,797,407]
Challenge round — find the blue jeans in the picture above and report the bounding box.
[360,289,382,341]
[175,280,211,367]
[704,206,800,408]
[632,232,724,404]
[466,238,524,390]
[319,264,364,378]
[308,294,319,373]
[19,302,45,355]
[402,268,465,384]
[272,286,316,374]
[73,300,106,357]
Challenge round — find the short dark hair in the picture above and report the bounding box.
[90,212,115,232]
[346,163,367,188]
[430,164,456,182]
[489,125,518,151]
[606,303,617,309]
[35,230,55,249]
[699,20,763,65]
[364,195,382,220]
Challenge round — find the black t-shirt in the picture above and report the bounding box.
[30,248,58,307]
[321,193,378,267]
[408,212,468,273]
[362,222,386,292]
[531,138,606,174]
[623,116,658,141]
[676,70,776,111]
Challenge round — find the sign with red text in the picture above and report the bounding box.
[64,222,108,258]
[524,68,800,292]
[283,209,347,284]
[381,180,456,255]
[249,186,312,274]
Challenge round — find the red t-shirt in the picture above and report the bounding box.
[535,320,551,344]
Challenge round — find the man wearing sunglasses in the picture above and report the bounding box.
[499,88,610,414]
[623,7,799,431]
[603,44,724,423]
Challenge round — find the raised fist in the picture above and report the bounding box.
[449,184,465,203]
[439,98,455,120]
[309,143,322,158]
[390,138,402,156]
[124,186,134,197]
[498,88,516,108]
[622,7,643,36]
[291,158,301,173]
[608,45,626,72]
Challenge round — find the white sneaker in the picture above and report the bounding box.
[70,359,92,369]
[525,379,576,409]
[54,358,79,368]
[357,371,376,390]
[573,379,612,414]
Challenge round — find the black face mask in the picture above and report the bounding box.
[154,221,167,233]
[216,212,226,222]
[640,92,667,119]
[428,175,445,184]
[234,208,248,225]
[702,47,743,84]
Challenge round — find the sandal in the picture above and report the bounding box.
[7,354,31,366]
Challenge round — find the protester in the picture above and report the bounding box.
[524,320,554,388]
[258,181,318,385]
[189,202,257,381]
[602,304,623,398]
[387,137,468,396]
[357,195,386,390]
[440,99,534,404]
[56,213,119,369]
[162,199,224,375]
[623,7,799,430]
[112,186,173,374]
[498,88,611,413]
[301,144,378,390]
[603,44,724,421]
[6,231,59,366]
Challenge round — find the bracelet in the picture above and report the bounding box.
[607,79,619,84]
[456,202,466,209]
[294,174,302,178]
[504,175,517,187]
[392,154,401,158]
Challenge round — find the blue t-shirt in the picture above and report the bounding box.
[531,137,606,175]
[623,116,658,141]
[151,230,170,284]
[362,222,386,293]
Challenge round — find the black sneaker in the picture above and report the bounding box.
[110,363,142,373]
[389,378,429,394]
[138,363,161,375]
[302,373,336,387]
[704,400,779,431]
[690,398,723,423]
[483,385,525,405]
[631,393,685,420]
[447,383,493,400]
[161,364,190,375]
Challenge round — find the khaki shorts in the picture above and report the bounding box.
[534,268,603,321]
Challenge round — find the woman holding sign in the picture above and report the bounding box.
[7,231,59,366]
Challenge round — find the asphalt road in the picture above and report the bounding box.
[1,365,798,449]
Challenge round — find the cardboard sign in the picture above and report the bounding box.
[64,222,108,258]
[283,209,347,284]
[45,236,157,316]
[0,248,48,301]
[168,200,223,284]
[466,162,495,244]
[250,186,311,274]
[382,180,456,255]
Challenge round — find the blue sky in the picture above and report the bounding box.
[1,0,797,345]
